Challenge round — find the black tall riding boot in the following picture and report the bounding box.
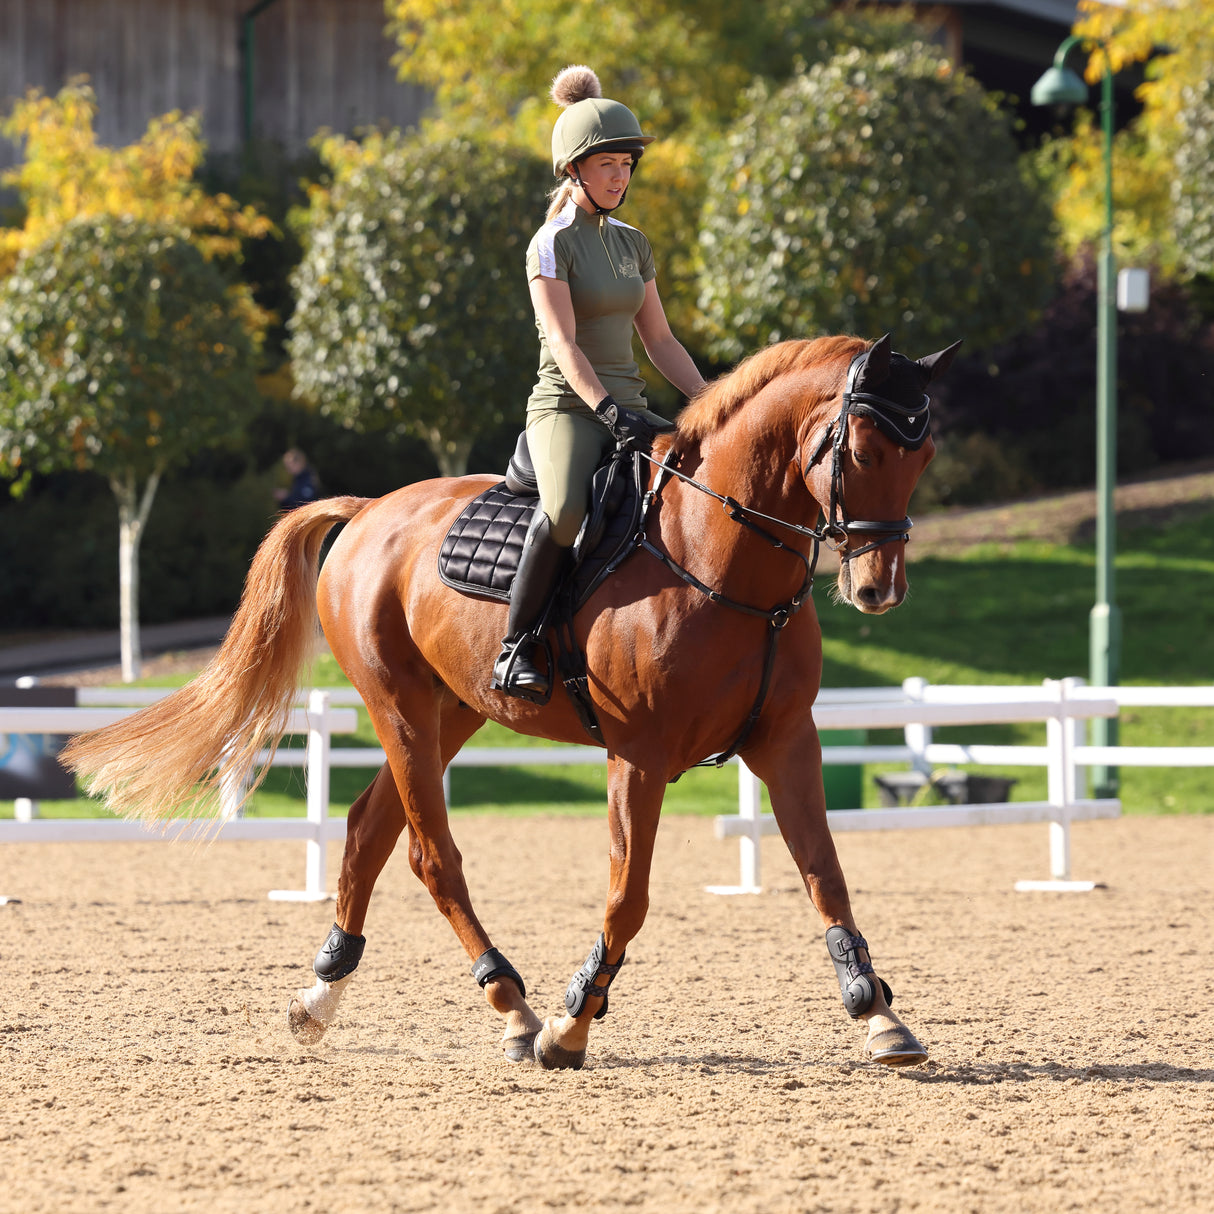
[491,511,567,701]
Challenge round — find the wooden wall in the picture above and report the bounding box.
[0,0,429,174]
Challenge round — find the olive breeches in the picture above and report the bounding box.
[525,409,615,547]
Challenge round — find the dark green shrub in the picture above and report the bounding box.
[931,256,1214,495]
[289,126,553,476]
[696,43,1054,359]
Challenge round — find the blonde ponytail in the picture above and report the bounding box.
[546,178,577,222]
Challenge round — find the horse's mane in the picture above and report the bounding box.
[676,335,866,442]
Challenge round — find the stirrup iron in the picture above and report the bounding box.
[490,633,551,703]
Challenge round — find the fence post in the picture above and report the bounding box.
[12,677,40,819]
[305,688,331,897]
[902,677,932,773]
[1066,676,1088,801]
[268,688,335,902]
[218,744,249,821]
[736,759,762,891]
[706,759,764,895]
[1043,679,1072,880]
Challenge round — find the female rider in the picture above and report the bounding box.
[492,65,706,700]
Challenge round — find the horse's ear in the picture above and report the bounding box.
[854,333,892,390]
[916,339,963,382]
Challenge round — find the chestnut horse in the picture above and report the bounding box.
[64,332,958,1071]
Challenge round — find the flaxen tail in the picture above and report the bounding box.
[61,496,371,824]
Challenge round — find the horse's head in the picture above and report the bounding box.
[805,334,960,614]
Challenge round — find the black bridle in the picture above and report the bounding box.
[634,349,932,771]
[643,350,932,567]
[803,348,932,561]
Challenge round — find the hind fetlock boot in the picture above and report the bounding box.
[491,512,567,701]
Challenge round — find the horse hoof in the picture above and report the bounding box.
[502,1030,539,1064]
[288,994,327,1045]
[865,1024,928,1067]
[532,1022,586,1071]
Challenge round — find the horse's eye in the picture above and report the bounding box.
[852,450,873,468]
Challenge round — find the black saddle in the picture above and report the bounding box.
[438,432,646,611]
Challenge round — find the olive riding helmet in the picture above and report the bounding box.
[551,97,654,178]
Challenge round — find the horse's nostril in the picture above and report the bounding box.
[856,584,881,605]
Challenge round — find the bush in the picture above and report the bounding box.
[912,432,1037,511]
[696,43,1054,359]
[0,467,275,628]
[930,256,1214,496]
[289,125,554,476]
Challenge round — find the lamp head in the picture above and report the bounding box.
[1031,64,1089,107]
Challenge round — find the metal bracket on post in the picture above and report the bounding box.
[269,688,337,902]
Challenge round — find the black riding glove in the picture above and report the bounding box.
[593,394,659,448]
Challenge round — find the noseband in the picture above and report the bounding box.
[804,349,932,562]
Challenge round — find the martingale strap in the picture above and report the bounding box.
[633,347,929,773]
[636,452,817,776]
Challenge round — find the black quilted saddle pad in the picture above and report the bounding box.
[437,450,645,607]
[437,485,534,603]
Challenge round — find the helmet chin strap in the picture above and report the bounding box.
[571,159,636,216]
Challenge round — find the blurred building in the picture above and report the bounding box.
[873,2,1088,137]
[0,0,428,177]
[0,1,1089,183]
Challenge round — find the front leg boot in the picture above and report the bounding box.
[565,933,626,1020]
[825,926,893,1018]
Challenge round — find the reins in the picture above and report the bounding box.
[633,351,930,772]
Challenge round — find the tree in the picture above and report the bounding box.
[288,124,553,476]
[1173,79,1214,278]
[1042,0,1214,277]
[695,44,1055,360]
[384,1,925,342]
[385,0,922,134]
[1,80,272,329]
[0,218,260,680]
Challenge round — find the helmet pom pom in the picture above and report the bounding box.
[550,65,602,108]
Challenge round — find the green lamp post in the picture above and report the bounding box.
[1033,35,1120,798]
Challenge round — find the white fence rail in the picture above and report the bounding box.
[713,676,1214,894]
[3,678,1212,899]
[0,690,358,901]
[717,678,1120,895]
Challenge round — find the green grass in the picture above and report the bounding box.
[5,504,1212,819]
[812,505,1214,815]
